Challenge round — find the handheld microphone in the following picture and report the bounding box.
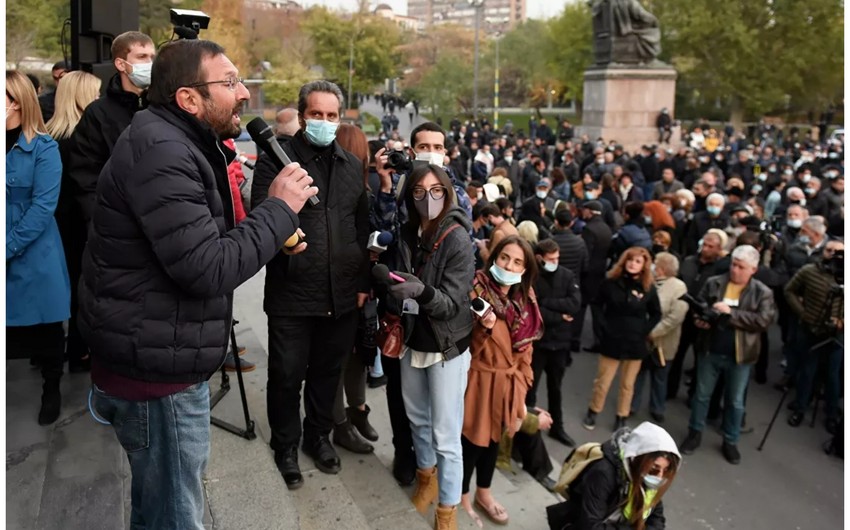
[372,264,391,284]
[368,231,394,254]
[471,297,493,319]
[236,154,255,170]
[246,117,319,207]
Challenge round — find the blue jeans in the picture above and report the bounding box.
[93,382,210,530]
[688,354,750,444]
[631,360,670,415]
[793,325,843,419]
[400,349,470,506]
[370,352,384,378]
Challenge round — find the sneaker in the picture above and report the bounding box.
[613,416,627,432]
[721,441,741,465]
[224,351,255,372]
[366,373,388,388]
[582,409,597,430]
[680,429,702,454]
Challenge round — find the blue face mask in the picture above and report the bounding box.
[585,191,597,200]
[542,261,558,273]
[304,119,339,147]
[799,235,811,246]
[707,206,722,217]
[642,474,665,490]
[489,264,523,286]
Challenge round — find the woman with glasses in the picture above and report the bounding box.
[6,70,70,425]
[461,235,543,526]
[546,422,681,530]
[379,163,474,530]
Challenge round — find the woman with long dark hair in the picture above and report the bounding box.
[6,70,70,425]
[382,164,474,530]
[461,235,543,526]
[547,422,681,530]
[582,246,661,432]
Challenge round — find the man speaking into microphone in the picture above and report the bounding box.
[251,80,371,489]
[78,39,317,529]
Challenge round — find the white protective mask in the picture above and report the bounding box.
[415,151,445,167]
[125,60,153,89]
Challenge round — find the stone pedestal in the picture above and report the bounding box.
[578,66,677,152]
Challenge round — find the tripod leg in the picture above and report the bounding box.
[231,325,256,439]
[758,386,791,451]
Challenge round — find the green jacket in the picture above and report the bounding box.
[785,262,843,337]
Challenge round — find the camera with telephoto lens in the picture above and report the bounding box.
[679,293,729,325]
[824,249,844,285]
[385,150,414,173]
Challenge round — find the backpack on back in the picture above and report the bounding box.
[553,442,605,499]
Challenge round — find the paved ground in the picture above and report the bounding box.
[5,107,843,529]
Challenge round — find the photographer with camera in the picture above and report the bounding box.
[785,240,844,433]
[680,245,776,465]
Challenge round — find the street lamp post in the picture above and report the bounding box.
[347,39,354,110]
[494,35,500,130]
[468,0,484,122]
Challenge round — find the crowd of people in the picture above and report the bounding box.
[6,31,844,530]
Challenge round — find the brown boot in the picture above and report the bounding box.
[434,505,457,530]
[411,467,438,514]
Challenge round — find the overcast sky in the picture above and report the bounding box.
[297,0,576,20]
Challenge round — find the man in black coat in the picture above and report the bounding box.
[578,201,613,352]
[37,60,70,122]
[551,208,588,350]
[527,239,582,447]
[252,80,371,489]
[68,31,154,224]
[79,40,317,528]
[685,192,730,255]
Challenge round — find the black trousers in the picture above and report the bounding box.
[462,436,499,493]
[7,323,65,381]
[511,430,554,481]
[526,347,568,428]
[573,302,603,350]
[267,312,358,451]
[668,315,698,399]
[56,209,89,363]
[381,354,414,459]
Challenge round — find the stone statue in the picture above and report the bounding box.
[591,0,662,66]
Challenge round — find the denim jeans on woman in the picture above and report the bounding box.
[400,347,471,506]
[93,382,210,530]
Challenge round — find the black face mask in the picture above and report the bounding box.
[652,244,666,254]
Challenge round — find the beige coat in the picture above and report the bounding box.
[649,277,689,361]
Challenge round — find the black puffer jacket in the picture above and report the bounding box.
[581,216,613,302]
[598,276,662,361]
[251,130,370,317]
[553,227,589,283]
[78,104,299,383]
[68,74,147,223]
[536,265,582,349]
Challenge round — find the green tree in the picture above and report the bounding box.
[7,0,69,64]
[301,7,403,99]
[654,0,844,125]
[263,61,316,107]
[410,53,474,117]
[543,2,593,113]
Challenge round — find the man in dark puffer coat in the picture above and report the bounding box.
[251,80,371,489]
[78,40,317,529]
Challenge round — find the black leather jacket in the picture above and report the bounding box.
[695,274,776,364]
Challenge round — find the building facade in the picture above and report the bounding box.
[406,0,525,32]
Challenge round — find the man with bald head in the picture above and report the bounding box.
[275,107,300,137]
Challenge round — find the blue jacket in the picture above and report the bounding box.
[6,131,70,326]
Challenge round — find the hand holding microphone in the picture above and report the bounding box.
[268,163,317,215]
[472,297,496,329]
[372,264,424,301]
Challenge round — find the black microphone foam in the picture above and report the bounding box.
[246,117,319,207]
[372,263,391,284]
[471,298,485,311]
[376,231,394,246]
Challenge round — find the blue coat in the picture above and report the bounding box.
[6,131,70,326]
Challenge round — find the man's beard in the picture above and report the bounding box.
[203,98,242,139]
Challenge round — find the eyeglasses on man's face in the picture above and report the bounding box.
[186,76,245,92]
[412,186,447,201]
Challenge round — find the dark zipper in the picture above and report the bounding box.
[215,143,237,227]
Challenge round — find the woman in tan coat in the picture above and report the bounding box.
[631,252,689,423]
[461,235,543,526]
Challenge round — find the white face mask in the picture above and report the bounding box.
[415,151,445,167]
[536,190,548,200]
[124,60,153,89]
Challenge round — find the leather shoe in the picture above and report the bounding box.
[347,405,379,442]
[788,411,804,427]
[333,420,374,454]
[536,475,557,492]
[722,441,741,465]
[650,412,665,424]
[680,429,702,454]
[583,343,602,353]
[274,447,304,490]
[393,450,417,486]
[303,435,341,474]
[548,426,576,447]
[366,374,388,388]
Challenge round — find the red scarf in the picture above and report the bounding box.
[473,270,543,351]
